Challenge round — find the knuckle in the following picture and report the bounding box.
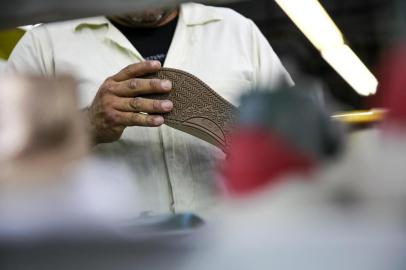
[149,79,160,89]
[131,97,142,111]
[123,65,134,76]
[131,113,142,125]
[98,90,109,100]
[153,100,161,111]
[101,99,113,109]
[105,76,114,83]
[105,110,119,125]
[103,81,116,94]
[146,116,155,126]
[128,79,138,89]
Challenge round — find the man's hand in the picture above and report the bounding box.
[85,61,173,144]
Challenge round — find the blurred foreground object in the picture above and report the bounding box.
[0,74,203,270]
[345,41,406,207]
[184,171,406,270]
[183,84,406,270]
[0,0,238,29]
[332,109,387,125]
[378,43,406,128]
[0,75,148,235]
[221,86,343,195]
[1,214,203,270]
[0,75,89,181]
[0,158,145,239]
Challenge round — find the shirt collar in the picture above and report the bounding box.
[72,2,223,31]
[71,3,223,60]
[73,17,109,31]
[180,2,223,26]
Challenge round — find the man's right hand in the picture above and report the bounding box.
[85,61,173,145]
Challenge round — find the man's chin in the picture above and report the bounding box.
[110,8,177,28]
[130,11,165,25]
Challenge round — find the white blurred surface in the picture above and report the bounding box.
[0,157,145,239]
[183,128,406,270]
[0,74,145,239]
[0,75,88,181]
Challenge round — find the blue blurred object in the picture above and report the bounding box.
[238,86,343,160]
[120,213,204,235]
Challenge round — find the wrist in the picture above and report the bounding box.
[81,107,101,146]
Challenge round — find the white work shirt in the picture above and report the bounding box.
[6,2,292,218]
[0,59,6,73]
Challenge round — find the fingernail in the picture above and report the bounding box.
[151,61,161,68]
[154,116,164,125]
[161,80,172,90]
[161,100,173,111]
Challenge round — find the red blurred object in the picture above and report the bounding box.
[221,128,315,196]
[373,42,406,124]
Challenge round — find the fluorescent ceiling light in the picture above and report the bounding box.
[275,0,378,96]
[275,0,344,50]
[322,45,378,96]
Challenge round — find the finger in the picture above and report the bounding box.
[113,97,173,113]
[112,111,164,127]
[112,78,172,97]
[110,61,161,82]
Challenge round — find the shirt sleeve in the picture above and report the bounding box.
[5,26,54,77]
[249,19,294,90]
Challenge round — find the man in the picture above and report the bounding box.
[6,2,292,218]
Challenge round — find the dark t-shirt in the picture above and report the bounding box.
[110,17,178,65]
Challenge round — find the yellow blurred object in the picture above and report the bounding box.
[0,28,25,60]
[332,109,387,124]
